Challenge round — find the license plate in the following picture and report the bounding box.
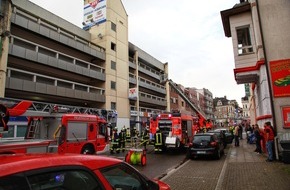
[197,151,206,154]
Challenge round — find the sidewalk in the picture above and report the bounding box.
[217,138,290,190]
[162,136,290,190]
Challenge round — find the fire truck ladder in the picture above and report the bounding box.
[26,118,41,139]
[0,97,106,118]
[168,79,207,119]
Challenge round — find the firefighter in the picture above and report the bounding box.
[229,125,235,135]
[110,127,120,154]
[141,127,150,150]
[126,127,131,143]
[119,127,126,152]
[154,128,164,153]
[202,125,207,133]
[131,127,138,147]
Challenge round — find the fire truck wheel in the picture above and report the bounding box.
[81,145,94,155]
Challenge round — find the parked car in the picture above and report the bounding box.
[213,128,234,144]
[208,129,227,148]
[187,133,225,160]
[0,153,171,190]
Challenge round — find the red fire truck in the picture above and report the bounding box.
[149,110,200,150]
[0,98,109,155]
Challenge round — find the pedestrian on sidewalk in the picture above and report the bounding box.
[254,124,262,154]
[264,121,275,162]
[234,125,240,147]
[238,124,243,140]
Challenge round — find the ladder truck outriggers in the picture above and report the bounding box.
[0,98,110,155]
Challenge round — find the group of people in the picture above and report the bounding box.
[110,126,165,154]
[230,124,243,147]
[231,121,275,162]
[110,126,140,154]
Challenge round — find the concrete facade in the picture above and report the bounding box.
[0,0,217,137]
[0,0,169,134]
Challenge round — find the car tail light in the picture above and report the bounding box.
[210,141,217,147]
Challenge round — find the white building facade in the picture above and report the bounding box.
[221,0,290,157]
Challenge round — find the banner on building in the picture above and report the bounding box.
[83,0,106,30]
[270,59,290,97]
[129,88,138,100]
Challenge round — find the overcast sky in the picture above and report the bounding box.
[29,0,244,105]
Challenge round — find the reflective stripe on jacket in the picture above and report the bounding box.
[155,133,163,146]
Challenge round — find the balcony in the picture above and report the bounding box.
[9,37,105,81]
[129,74,166,94]
[11,9,105,59]
[6,68,105,103]
[139,92,166,107]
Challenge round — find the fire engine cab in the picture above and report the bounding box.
[150,110,199,150]
[0,98,110,155]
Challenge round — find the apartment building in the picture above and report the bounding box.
[213,96,239,127]
[128,43,168,130]
[168,81,213,121]
[221,0,290,138]
[196,88,214,120]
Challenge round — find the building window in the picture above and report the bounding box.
[111,81,116,90]
[237,26,253,55]
[111,61,116,70]
[111,42,116,51]
[111,102,116,110]
[111,22,116,32]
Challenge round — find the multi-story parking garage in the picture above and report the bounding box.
[0,0,168,134]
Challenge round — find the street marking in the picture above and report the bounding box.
[215,148,230,190]
[160,159,190,181]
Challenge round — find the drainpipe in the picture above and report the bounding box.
[255,0,276,132]
[256,0,279,160]
[135,50,140,134]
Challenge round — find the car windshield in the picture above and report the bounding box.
[27,170,102,190]
[193,135,211,142]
